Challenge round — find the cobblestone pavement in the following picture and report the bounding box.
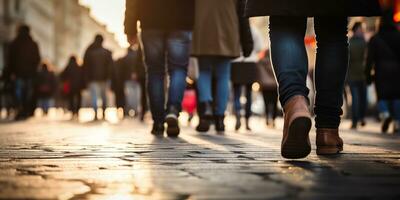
[0,113,400,200]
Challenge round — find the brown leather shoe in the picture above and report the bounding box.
[281,95,312,159]
[316,128,343,155]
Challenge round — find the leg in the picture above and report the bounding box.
[233,83,242,130]
[269,16,309,106]
[349,81,360,128]
[245,84,253,119]
[269,16,312,159]
[213,58,231,133]
[89,82,99,117]
[164,31,192,137]
[314,16,348,154]
[100,82,108,117]
[359,81,368,125]
[314,16,348,129]
[233,84,242,115]
[213,58,231,116]
[141,30,167,126]
[196,59,214,132]
[166,31,192,111]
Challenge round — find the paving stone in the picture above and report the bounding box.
[0,117,399,199]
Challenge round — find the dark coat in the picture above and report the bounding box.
[245,0,381,17]
[366,25,400,100]
[82,41,113,82]
[124,0,195,36]
[7,32,41,79]
[60,61,84,94]
[348,36,368,82]
[35,67,57,99]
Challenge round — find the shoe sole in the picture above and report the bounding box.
[281,117,312,159]
[166,116,180,137]
[317,146,343,155]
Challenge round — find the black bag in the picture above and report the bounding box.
[231,62,258,84]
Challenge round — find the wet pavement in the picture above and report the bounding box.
[0,113,400,200]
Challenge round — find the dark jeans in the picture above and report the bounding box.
[15,78,35,117]
[269,16,348,129]
[262,89,279,121]
[141,30,192,123]
[139,78,148,118]
[348,80,367,124]
[233,83,252,118]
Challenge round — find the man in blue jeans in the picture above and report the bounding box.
[124,0,194,137]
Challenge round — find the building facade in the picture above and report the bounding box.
[0,0,123,73]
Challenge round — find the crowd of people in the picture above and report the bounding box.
[0,0,399,159]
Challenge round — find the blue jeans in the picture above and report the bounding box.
[197,57,231,116]
[378,100,400,122]
[141,30,192,123]
[269,16,348,129]
[348,80,367,124]
[233,83,252,118]
[89,81,108,114]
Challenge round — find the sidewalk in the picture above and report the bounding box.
[0,114,399,199]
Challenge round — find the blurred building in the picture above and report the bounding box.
[0,0,123,73]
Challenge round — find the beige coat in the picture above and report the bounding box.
[191,0,241,58]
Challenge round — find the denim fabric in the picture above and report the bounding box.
[269,16,348,129]
[233,84,252,118]
[348,80,367,124]
[197,57,231,116]
[378,100,400,122]
[89,81,108,113]
[141,30,192,123]
[15,78,34,115]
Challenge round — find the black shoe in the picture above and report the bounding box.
[166,105,180,137]
[151,122,165,136]
[350,123,357,130]
[245,118,251,131]
[235,113,241,131]
[196,102,213,132]
[215,115,225,134]
[382,117,392,133]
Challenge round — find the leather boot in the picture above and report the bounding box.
[316,128,343,155]
[281,95,312,159]
[196,102,212,132]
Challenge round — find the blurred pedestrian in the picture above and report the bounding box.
[82,34,113,121]
[245,0,381,158]
[6,25,41,120]
[60,56,84,118]
[257,49,279,128]
[348,21,368,129]
[124,0,194,137]
[35,63,57,115]
[232,25,264,131]
[112,58,126,115]
[192,0,253,134]
[366,6,400,134]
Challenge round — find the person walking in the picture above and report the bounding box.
[82,34,113,121]
[5,25,41,120]
[245,0,381,158]
[258,49,279,128]
[348,22,368,129]
[60,56,84,118]
[232,25,265,131]
[366,6,400,134]
[124,0,195,137]
[192,0,253,134]
[35,63,57,115]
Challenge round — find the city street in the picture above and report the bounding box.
[0,112,400,200]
